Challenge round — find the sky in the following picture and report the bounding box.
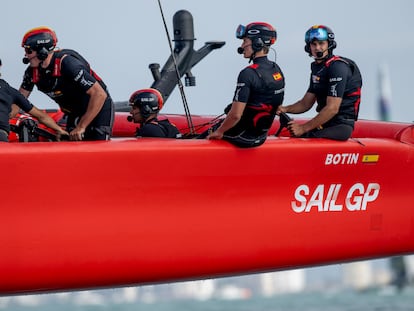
[1,0,414,123]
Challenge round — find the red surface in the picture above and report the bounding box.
[1,116,413,295]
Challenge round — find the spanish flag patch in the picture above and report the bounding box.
[362,154,379,163]
[273,72,282,81]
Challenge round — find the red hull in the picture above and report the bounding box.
[1,115,414,295]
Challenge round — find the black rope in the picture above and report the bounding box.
[156,0,195,135]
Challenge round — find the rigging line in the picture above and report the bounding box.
[156,0,195,135]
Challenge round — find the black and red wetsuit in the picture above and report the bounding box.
[306,55,362,140]
[224,56,285,147]
[20,49,114,140]
[0,79,34,141]
[136,117,181,138]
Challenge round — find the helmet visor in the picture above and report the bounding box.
[236,24,246,39]
[305,27,328,43]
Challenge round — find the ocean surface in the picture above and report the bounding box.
[2,288,413,311]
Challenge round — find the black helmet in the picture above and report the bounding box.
[22,26,58,60]
[236,22,277,52]
[129,88,164,119]
[304,25,336,55]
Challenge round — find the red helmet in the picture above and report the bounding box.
[22,27,57,60]
[236,22,277,51]
[129,88,164,118]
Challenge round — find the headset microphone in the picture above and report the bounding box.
[22,57,30,64]
[237,47,244,54]
[316,51,324,58]
[127,115,133,122]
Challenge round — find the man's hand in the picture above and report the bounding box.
[69,127,86,141]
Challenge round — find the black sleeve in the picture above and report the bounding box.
[60,55,97,92]
[327,61,351,98]
[233,68,253,103]
[9,83,34,112]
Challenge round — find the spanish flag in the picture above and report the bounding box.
[273,72,282,81]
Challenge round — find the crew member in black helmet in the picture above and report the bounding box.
[0,58,68,142]
[16,26,114,141]
[278,25,362,141]
[129,88,181,138]
[207,22,285,148]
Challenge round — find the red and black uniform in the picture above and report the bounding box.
[20,49,114,140]
[306,55,362,140]
[0,79,33,142]
[136,118,181,138]
[225,56,285,147]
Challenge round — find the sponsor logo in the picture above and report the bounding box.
[330,84,338,96]
[74,70,84,82]
[325,153,380,165]
[325,153,359,165]
[292,183,380,213]
[80,77,94,87]
[312,75,320,83]
[329,77,342,82]
[36,39,51,44]
[247,29,260,35]
[141,97,155,102]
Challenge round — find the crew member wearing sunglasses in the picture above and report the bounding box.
[277,25,362,141]
[16,26,114,141]
[207,22,285,147]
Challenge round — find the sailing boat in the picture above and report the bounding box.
[1,10,413,296]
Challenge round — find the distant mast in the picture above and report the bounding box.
[378,63,392,121]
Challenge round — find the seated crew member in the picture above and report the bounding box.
[128,88,181,138]
[0,58,68,142]
[207,22,285,148]
[17,26,114,141]
[277,25,362,141]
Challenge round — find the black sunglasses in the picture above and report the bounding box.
[24,47,34,54]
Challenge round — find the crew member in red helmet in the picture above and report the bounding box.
[129,88,181,138]
[16,26,114,141]
[207,22,285,148]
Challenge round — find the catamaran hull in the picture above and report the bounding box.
[1,120,413,295]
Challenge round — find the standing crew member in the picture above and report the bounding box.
[17,26,114,141]
[207,22,285,148]
[129,88,180,138]
[278,25,362,141]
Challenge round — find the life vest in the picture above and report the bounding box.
[32,49,104,86]
[245,63,285,128]
[325,56,362,121]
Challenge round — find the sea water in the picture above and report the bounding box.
[2,288,413,311]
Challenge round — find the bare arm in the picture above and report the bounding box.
[27,106,69,139]
[207,101,245,140]
[10,104,21,119]
[279,92,316,114]
[69,82,107,141]
[288,96,342,137]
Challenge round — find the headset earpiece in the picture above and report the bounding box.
[37,47,49,61]
[140,104,152,119]
[304,44,310,53]
[252,37,264,52]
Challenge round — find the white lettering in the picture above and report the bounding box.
[325,153,359,165]
[291,185,309,213]
[292,183,380,213]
